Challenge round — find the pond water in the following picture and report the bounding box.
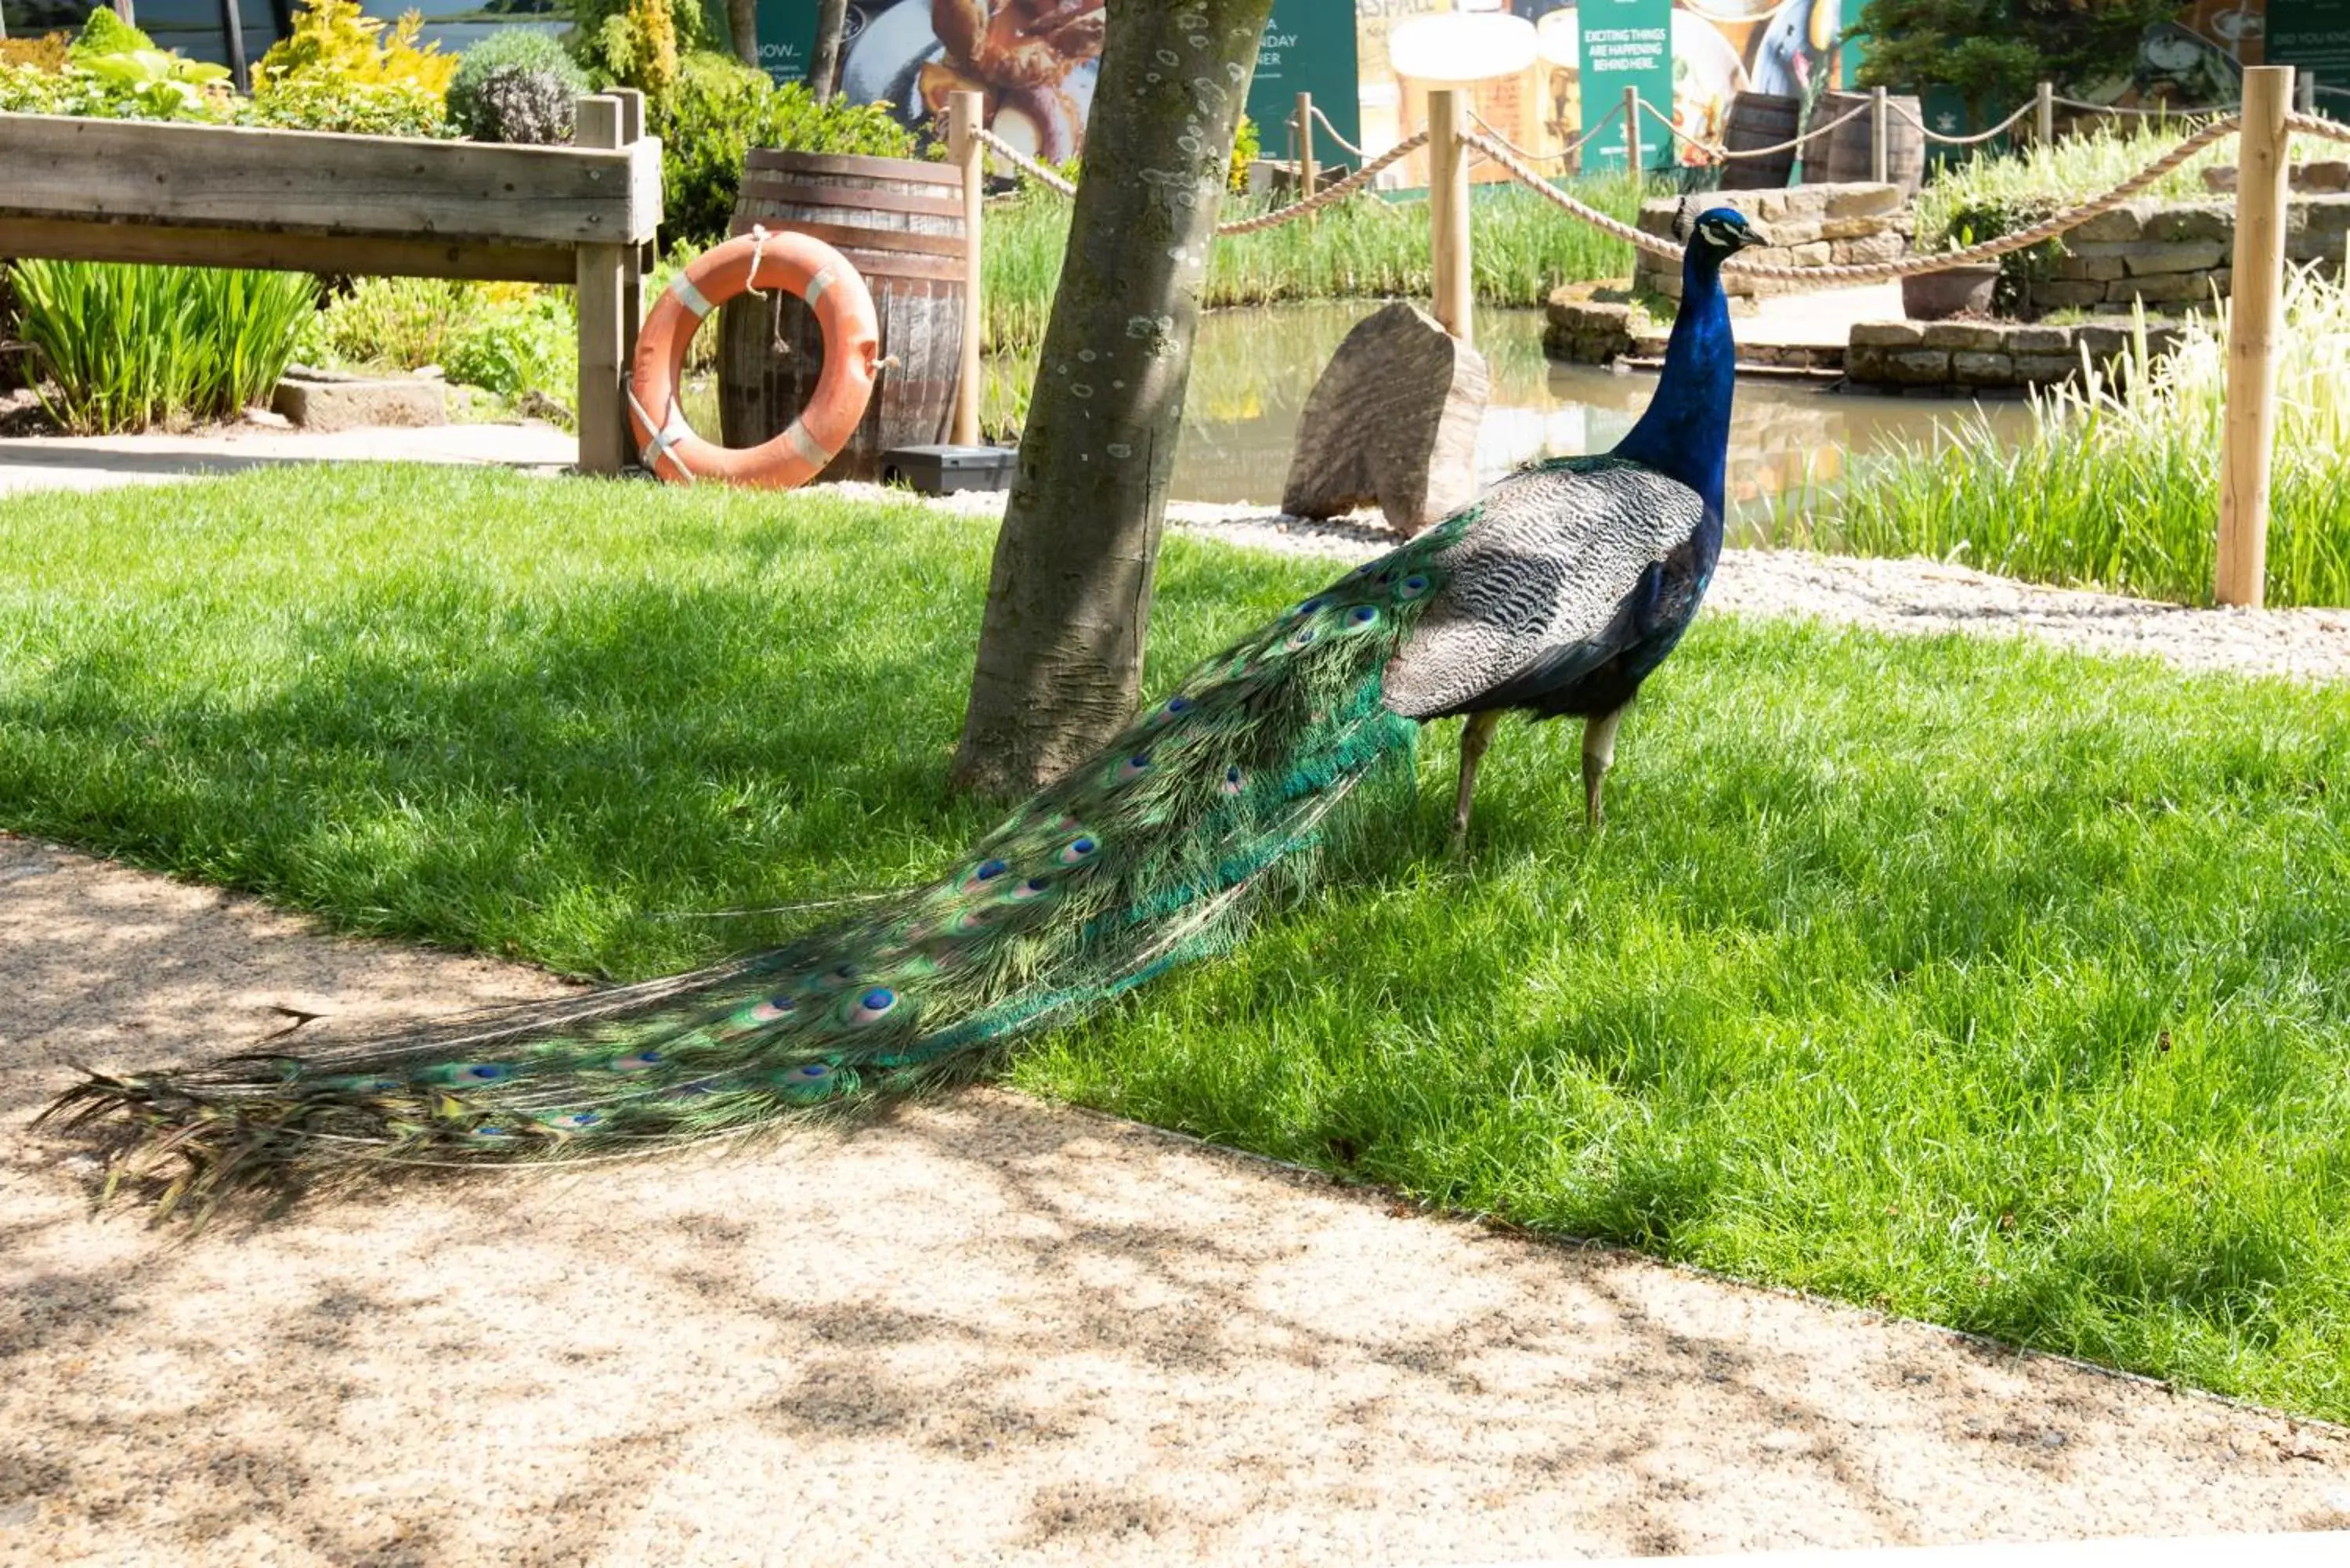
[1170,303,2037,535]
[685,301,2034,533]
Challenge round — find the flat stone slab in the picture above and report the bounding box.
[271,367,447,432]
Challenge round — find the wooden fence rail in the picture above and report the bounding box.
[0,95,662,474]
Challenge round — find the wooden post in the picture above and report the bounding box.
[1870,85,1889,183]
[1428,87,1472,347]
[2035,81,2055,146]
[2216,65,2293,609]
[114,0,135,25]
[1622,85,1642,175]
[573,95,630,476]
[1295,90,1317,200]
[949,89,984,447]
[610,86,646,403]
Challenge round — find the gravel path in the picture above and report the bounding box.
[6,835,2349,1567]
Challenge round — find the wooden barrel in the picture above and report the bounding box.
[1717,92,1801,190]
[718,150,965,482]
[1806,91,1926,195]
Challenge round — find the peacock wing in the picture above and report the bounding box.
[1379,457,1707,721]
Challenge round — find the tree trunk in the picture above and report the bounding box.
[949,0,1274,799]
[808,0,851,99]
[725,0,758,69]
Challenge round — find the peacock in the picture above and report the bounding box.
[41,208,1770,1212]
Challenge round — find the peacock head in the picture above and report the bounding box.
[1673,203,1774,269]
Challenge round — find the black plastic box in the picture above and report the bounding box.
[880,444,1018,495]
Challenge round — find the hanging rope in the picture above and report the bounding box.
[971,126,1079,197]
[2051,94,2234,117]
[1215,133,1430,236]
[1306,100,1369,160]
[1887,97,2041,146]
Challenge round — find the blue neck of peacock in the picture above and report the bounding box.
[1611,244,1737,533]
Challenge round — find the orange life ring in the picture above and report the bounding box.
[627,227,880,488]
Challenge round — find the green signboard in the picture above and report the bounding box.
[2271,0,2350,84]
[1576,0,1676,172]
[1251,0,1361,164]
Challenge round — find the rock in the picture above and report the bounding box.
[2004,326,2071,353]
[1830,232,1907,266]
[2125,241,2229,275]
[271,367,446,432]
[1922,323,2005,352]
[1885,348,1952,386]
[2304,162,2350,193]
[1785,240,1834,266]
[2033,279,2113,309]
[2070,203,2153,243]
[2110,272,2218,305]
[1542,294,1637,364]
[2012,352,2082,383]
[1821,183,1901,219]
[2056,252,2130,282]
[1951,350,2016,385]
[2142,206,2232,244]
[1849,321,1924,348]
[1820,215,1893,240]
[1282,302,1489,538]
[2204,166,2237,193]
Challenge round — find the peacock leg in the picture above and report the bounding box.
[1582,706,1625,828]
[1451,709,1502,848]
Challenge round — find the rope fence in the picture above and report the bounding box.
[1470,103,1622,164]
[1889,97,2040,147]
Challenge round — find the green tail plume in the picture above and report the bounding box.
[43,515,1470,1213]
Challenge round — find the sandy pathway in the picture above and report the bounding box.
[5,833,2348,1566]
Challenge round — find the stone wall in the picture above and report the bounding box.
[1844,320,2185,394]
[1636,183,1911,299]
[2016,195,2350,313]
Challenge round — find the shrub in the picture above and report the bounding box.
[470,66,579,143]
[572,0,679,100]
[0,32,73,73]
[9,261,316,434]
[252,0,457,135]
[656,52,916,248]
[69,6,155,56]
[443,286,577,401]
[302,276,577,409]
[449,27,587,137]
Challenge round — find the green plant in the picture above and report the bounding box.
[653,53,916,248]
[1770,269,2350,608]
[1227,110,1260,195]
[443,286,578,402]
[251,0,457,135]
[0,31,73,72]
[68,5,154,57]
[8,260,316,433]
[569,0,682,99]
[469,65,580,143]
[449,26,588,137]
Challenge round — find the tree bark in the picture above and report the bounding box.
[808,0,851,99]
[725,0,759,69]
[950,0,1273,798]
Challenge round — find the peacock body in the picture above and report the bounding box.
[44,209,1770,1211]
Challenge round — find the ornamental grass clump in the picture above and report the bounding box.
[1791,266,2350,608]
[9,262,316,435]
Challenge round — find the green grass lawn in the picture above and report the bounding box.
[7,465,2350,1418]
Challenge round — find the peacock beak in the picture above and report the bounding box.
[1738,219,1776,251]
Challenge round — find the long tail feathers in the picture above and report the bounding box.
[39,517,1467,1213]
